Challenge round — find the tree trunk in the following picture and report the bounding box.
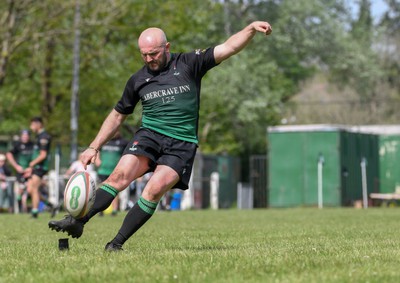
[70,0,81,163]
[0,0,16,86]
[41,37,55,118]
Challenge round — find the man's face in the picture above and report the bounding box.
[30,121,40,133]
[140,44,169,71]
[20,132,30,143]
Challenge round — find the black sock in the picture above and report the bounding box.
[111,197,158,246]
[79,184,118,224]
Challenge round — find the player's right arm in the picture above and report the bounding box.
[80,109,127,168]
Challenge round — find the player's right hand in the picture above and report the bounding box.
[80,147,98,170]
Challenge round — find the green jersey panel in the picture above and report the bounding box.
[97,137,129,176]
[32,130,51,171]
[114,48,218,144]
[9,141,33,169]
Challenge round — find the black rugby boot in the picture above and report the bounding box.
[48,215,84,238]
[105,242,123,252]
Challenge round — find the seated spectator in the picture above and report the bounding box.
[0,154,12,212]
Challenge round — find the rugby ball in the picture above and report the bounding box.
[64,171,96,218]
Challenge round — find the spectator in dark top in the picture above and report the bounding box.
[0,153,12,212]
[6,129,33,212]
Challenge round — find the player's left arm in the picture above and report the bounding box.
[214,21,272,64]
[29,150,48,168]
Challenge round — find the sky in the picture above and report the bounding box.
[371,0,389,18]
[350,0,389,22]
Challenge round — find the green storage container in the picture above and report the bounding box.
[268,126,341,207]
[340,131,379,205]
[346,125,400,197]
[267,125,379,207]
[217,155,240,208]
[200,154,240,209]
[377,135,400,194]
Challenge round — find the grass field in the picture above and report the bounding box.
[1,208,400,283]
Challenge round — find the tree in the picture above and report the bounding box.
[0,0,220,145]
[379,0,400,90]
[351,0,373,46]
[0,0,75,133]
[1,0,397,162]
[278,0,394,125]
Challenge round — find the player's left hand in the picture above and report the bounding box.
[23,167,33,178]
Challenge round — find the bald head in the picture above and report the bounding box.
[138,27,167,49]
[138,27,170,71]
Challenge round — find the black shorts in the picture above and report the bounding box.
[98,174,109,183]
[16,173,27,183]
[123,128,198,190]
[32,167,47,178]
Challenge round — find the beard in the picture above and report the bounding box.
[146,50,168,72]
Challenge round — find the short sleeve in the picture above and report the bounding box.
[114,76,141,115]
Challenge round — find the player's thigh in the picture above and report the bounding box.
[106,154,150,191]
[27,175,41,193]
[142,165,179,201]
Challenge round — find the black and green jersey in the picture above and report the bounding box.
[32,129,51,171]
[97,137,129,176]
[9,141,34,169]
[114,47,218,144]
